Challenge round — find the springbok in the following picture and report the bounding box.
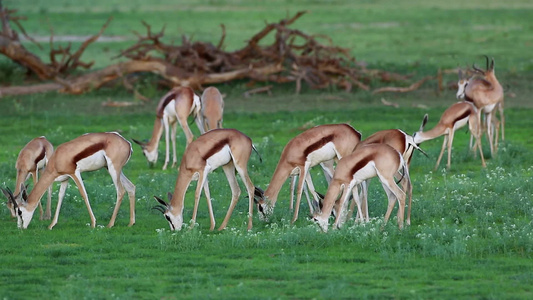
[198,87,224,133]
[413,101,485,170]
[312,144,411,232]
[6,137,54,220]
[133,87,202,170]
[349,129,425,225]
[456,56,504,156]
[152,129,258,231]
[2,132,136,229]
[253,124,361,223]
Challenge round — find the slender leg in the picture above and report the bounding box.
[71,171,97,228]
[446,128,456,169]
[218,162,241,231]
[289,175,297,211]
[304,172,319,213]
[434,135,448,170]
[190,171,206,229]
[170,120,178,168]
[120,173,136,226]
[49,180,68,229]
[162,117,171,170]
[202,179,216,230]
[291,164,308,223]
[235,161,255,231]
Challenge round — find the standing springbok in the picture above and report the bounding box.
[2,132,136,229]
[413,101,485,170]
[152,129,258,231]
[254,124,361,223]
[7,137,54,220]
[198,87,224,133]
[312,144,411,232]
[133,87,202,170]
[456,56,504,156]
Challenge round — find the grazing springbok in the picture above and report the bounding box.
[198,87,224,133]
[2,132,136,229]
[456,56,504,156]
[349,129,425,225]
[153,129,258,231]
[133,87,202,170]
[6,137,54,220]
[413,101,485,170]
[254,124,361,223]
[312,144,411,232]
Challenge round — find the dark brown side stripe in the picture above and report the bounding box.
[453,109,470,124]
[202,138,229,161]
[73,142,106,163]
[34,147,46,166]
[304,134,335,157]
[349,153,375,177]
[156,92,177,118]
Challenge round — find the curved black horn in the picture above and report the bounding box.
[472,63,485,75]
[483,55,490,70]
[132,139,145,147]
[151,205,166,213]
[154,196,169,207]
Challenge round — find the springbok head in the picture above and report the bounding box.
[133,139,157,167]
[153,193,183,231]
[1,184,33,229]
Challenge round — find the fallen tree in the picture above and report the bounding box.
[0,4,436,97]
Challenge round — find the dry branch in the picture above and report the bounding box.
[0,7,431,97]
[372,76,435,94]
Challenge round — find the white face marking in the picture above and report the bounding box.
[307,142,337,167]
[77,150,107,172]
[144,148,158,164]
[164,211,183,231]
[313,216,329,232]
[257,202,274,221]
[16,206,34,229]
[456,79,468,99]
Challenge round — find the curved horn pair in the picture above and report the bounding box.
[1,187,18,209]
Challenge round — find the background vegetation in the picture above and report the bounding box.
[1,0,532,299]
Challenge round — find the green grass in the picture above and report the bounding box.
[1,0,533,299]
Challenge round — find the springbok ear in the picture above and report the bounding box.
[253,187,264,199]
[458,69,463,80]
[490,57,495,71]
[419,114,429,131]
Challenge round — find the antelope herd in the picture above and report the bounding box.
[2,57,505,232]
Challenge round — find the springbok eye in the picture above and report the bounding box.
[165,215,171,222]
[258,204,264,214]
[17,209,22,216]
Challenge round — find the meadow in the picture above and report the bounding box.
[1,0,532,299]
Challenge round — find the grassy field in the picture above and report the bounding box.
[1,1,533,299]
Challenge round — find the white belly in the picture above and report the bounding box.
[205,145,232,172]
[164,100,178,123]
[352,161,377,183]
[483,103,497,114]
[77,150,107,172]
[307,142,337,167]
[453,116,469,131]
